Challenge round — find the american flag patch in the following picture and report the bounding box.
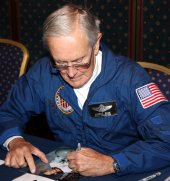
[136,83,168,109]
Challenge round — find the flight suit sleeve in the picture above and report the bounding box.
[112,63,170,174]
[0,71,45,145]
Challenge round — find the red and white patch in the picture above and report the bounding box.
[55,86,74,114]
[136,83,168,109]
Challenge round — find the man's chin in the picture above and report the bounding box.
[71,83,84,89]
[68,80,85,89]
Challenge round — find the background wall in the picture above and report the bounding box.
[142,1,169,65]
[1,0,169,68]
[0,1,10,39]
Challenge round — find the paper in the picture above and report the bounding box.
[35,147,73,174]
[19,147,74,180]
[0,159,4,165]
[13,173,55,181]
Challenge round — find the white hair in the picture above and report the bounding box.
[43,4,101,48]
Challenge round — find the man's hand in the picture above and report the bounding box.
[67,148,115,176]
[4,137,48,173]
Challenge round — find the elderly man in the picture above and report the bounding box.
[0,4,170,177]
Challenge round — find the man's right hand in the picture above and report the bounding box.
[4,137,48,173]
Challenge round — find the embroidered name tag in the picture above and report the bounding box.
[88,101,117,117]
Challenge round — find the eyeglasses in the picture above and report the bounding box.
[52,49,94,71]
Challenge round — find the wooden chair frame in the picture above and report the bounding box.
[137,61,170,75]
[0,38,29,76]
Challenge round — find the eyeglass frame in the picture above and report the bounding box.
[51,48,94,72]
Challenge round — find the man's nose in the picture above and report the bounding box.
[66,66,77,78]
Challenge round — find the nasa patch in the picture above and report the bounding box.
[55,86,74,114]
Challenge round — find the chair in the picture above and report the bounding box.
[0,39,53,140]
[0,38,29,105]
[137,61,170,100]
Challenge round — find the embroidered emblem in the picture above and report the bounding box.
[92,104,112,112]
[88,101,117,117]
[136,83,167,109]
[55,86,74,114]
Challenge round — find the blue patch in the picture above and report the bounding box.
[151,116,162,124]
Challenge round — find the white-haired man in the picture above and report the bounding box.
[0,4,170,177]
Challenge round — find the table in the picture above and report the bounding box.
[0,135,170,181]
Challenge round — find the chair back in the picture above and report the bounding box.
[137,62,170,100]
[0,38,29,105]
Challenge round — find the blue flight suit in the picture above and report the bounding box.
[0,43,170,175]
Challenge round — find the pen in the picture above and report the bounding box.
[76,143,81,151]
[138,172,161,181]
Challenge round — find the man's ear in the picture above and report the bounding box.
[94,33,102,56]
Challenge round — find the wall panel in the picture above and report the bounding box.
[0,0,10,38]
[1,0,169,66]
[137,0,170,66]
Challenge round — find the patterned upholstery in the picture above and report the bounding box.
[0,39,29,105]
[138,62,170,100]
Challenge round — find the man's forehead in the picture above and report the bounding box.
[47,29,89,47]
[48,40,90,62]
[52,47,92,63]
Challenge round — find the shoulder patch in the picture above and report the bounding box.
[136,83,168,109]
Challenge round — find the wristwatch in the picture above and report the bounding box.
[113,159,120,173]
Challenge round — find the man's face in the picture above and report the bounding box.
[47,30,101,88]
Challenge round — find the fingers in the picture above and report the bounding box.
[67,148,115,176]
[21,146,48,173]
[67,151,83,173]
[5,146,35,172]
[24,151,36,173]
[32,148,48,164]
[5,151,27,169]
[4,139,48,174]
